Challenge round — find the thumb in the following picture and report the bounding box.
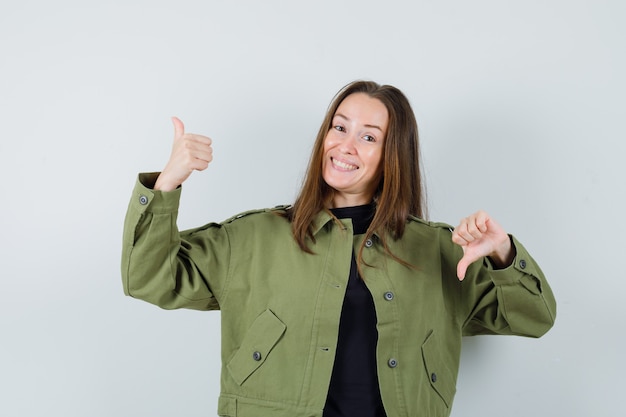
[456,252,473,281]
[171,116,185,140]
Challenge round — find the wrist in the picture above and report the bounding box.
[154,173,180,192]
[489,235,515,269]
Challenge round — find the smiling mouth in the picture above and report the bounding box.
[332,158,358,171]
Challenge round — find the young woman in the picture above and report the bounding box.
[122,80,556,417]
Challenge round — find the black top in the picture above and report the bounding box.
[323,204,387,417]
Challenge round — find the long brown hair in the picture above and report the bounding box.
[287,80,427,266]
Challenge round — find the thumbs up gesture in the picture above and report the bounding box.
[451,211,515,281]
[154,117,214,191]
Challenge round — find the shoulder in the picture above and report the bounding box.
[404,215,460,258]
[217,206,294,250]
[221,205,292,225]
[406,215,454,234]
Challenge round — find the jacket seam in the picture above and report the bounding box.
[217,223,234,304]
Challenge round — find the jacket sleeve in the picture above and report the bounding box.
[458,235,557,338]
[121,173,228,311]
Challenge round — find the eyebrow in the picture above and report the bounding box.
[334,113,384,132]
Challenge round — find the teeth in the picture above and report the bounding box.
[333,159,358,170]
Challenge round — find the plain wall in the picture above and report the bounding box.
[1,0,624,416]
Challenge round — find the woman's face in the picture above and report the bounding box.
[322,93,388,208]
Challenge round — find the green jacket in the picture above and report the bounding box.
[122,173,556,417]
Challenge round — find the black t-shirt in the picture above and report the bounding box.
[323,204,387,417]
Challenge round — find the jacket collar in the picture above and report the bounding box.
[311,210,341,236]
[310,209,383,239]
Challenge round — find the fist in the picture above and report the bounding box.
[154,117,213,191]
[451,210,513,281]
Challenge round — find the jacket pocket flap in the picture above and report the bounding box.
[421,331,456,408]
[227,309,286,386]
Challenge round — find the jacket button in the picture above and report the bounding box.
[139,195,149,205]
[384,291,394,301]
[519,259,527,269]
[388,358,398,368]
[431,372,437,383]
[365,238,373,248]
[252,351,262,361]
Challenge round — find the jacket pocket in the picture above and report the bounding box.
[421,331,457,408]
[227,309,287,386]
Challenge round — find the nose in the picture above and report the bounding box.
[338,132,357,154]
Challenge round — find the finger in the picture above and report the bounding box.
[456,251,482,281]
[185,133,213,146]
[184,137,213,159]
[454,220,477,244]
[192,148,213,165]
[459,213,489,241]
[171,116,185,140]
[465,218,481,240]
[188,158,210,172]
[456,255,470,281]
[183,140,213,168]
[451,229,468,246]
[475,210,489,233]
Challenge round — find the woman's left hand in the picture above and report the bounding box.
[451,210,515,281]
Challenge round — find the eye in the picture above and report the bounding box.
[333,125,345,132]
[363,135,376,142]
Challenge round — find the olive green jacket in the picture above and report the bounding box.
[122,173,556,417]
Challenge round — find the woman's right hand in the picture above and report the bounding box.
[154,117,213,191]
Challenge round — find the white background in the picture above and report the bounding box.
[1,0,624,416]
